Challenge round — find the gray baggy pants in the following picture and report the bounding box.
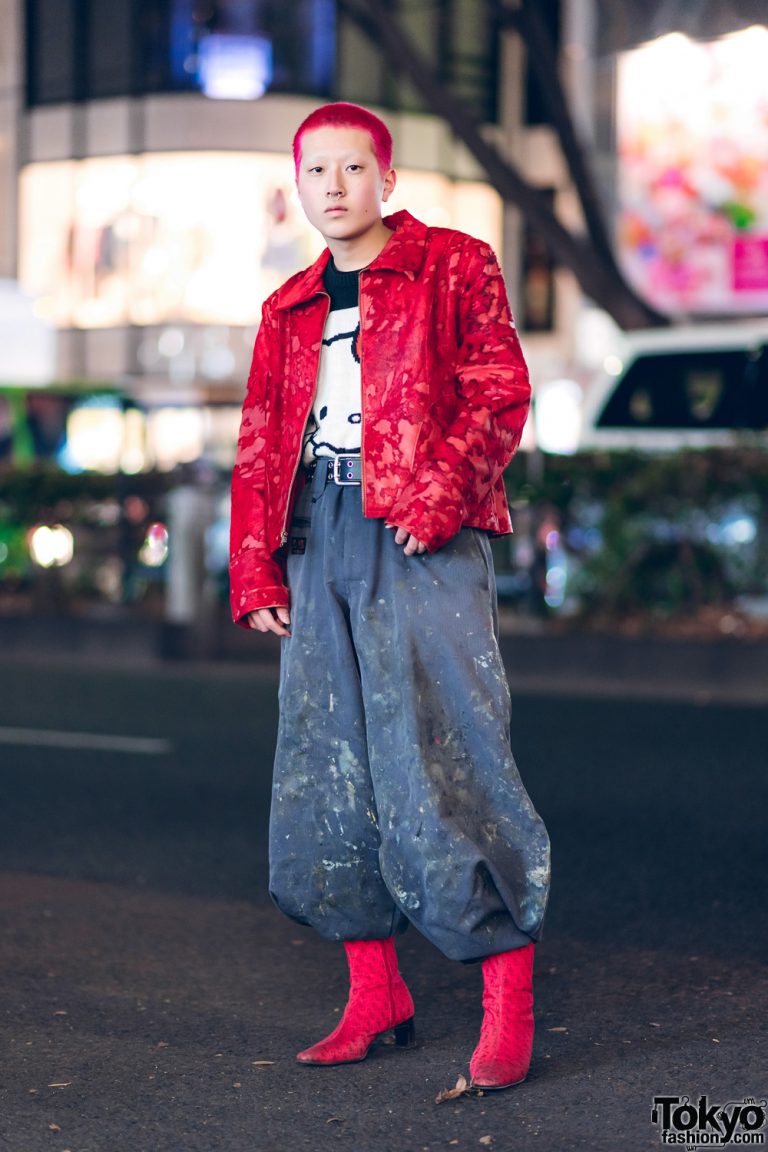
[269,463,551,962]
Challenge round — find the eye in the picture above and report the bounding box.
[308,165,323,175]
[347,164,362,172]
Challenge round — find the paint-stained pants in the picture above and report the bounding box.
[269,463,551,962]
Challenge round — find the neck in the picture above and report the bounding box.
[326,219,393,272]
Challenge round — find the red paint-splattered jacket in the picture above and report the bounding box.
[230,209,530,625]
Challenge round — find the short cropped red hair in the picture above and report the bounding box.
[292,102,393,180]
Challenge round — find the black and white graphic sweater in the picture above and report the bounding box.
[301,258,362,465]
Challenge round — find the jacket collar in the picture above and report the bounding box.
[273,210,428,311]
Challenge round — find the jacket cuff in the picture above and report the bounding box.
[232,584,290,629]
[229,551,289,626]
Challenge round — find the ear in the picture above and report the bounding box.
[381,167,397,202]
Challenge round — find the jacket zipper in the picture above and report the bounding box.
[279,294,330,546]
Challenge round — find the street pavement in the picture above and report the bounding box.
[0,653,765,1152]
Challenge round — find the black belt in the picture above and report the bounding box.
[305,454,362,485]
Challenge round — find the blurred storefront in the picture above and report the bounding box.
[5,3,768,421]
[2,0,767,635]
[18,151,501,399]
[616,25,768,319]
[12,0,507,426]
[0,0,521,628]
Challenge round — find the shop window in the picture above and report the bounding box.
[20,152,502,330]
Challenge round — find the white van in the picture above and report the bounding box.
[535,321,768,453]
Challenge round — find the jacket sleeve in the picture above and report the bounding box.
[386,239,531,551]
[229,304,290,627]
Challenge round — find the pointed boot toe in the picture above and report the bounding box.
[296,939,415,1066]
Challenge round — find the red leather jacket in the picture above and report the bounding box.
[230,209,530,625]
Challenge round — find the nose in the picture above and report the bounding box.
[326,167,344,198]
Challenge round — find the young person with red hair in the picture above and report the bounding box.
[230,102,550,1090]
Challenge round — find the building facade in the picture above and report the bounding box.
[6,2,580,398]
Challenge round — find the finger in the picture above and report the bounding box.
[248,613,267,631]
[252,608,289,635]
[267,608,291,636]
[404,536,419,555]
[417,541,427,553]
[394,527,408,545]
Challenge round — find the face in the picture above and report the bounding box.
[296,126,396,246]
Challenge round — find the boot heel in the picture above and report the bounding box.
[394,1017,416,1048]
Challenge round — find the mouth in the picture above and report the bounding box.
[325,206,347,215]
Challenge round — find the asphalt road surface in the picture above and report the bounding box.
[0,653,765,1152]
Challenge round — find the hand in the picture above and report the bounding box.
[386,524,428,555]
[247,606,291,636]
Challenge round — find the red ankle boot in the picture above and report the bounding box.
[469,943,535,1090]
[296,938,415,1065]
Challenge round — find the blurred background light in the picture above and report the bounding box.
[198,34,272,100]
[534,378,583,455]
[29,524,74,568]
[63,398,124,473]
[707,514,758,547]
[139,522,169,567]
[158,328,186,358]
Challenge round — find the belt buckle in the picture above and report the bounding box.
[332,454,360,485]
